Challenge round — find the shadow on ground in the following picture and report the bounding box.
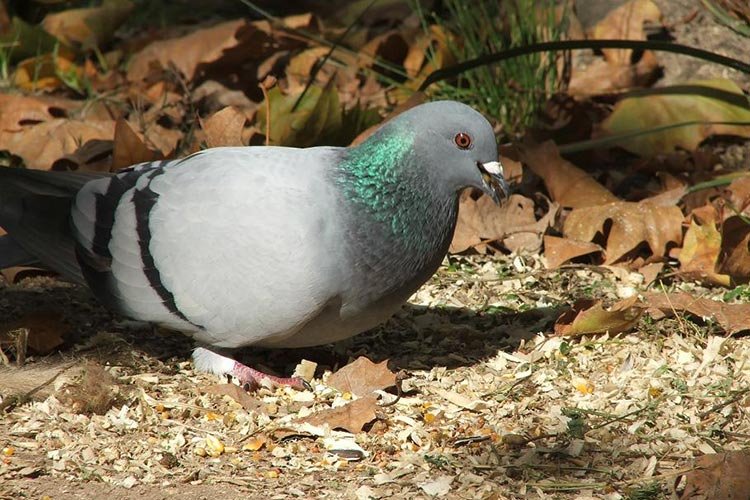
[0,278,565,381]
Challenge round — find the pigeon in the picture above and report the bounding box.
[0,100,508,389]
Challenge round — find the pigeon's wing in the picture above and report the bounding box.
[72,147,347,347]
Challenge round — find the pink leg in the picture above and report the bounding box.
[192,347,311,391]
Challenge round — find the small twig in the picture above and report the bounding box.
[380,369,409,407]
[698,387,750,418]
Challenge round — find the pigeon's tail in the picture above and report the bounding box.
[0,168,110,283]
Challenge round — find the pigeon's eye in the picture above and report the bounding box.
[454,132,472,150]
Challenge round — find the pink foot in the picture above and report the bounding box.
[192,348,311,391]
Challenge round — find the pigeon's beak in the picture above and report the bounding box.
[477,160,509,205]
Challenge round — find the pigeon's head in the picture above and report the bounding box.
[395,100,509,204]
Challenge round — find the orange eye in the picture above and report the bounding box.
[454,132,472,149]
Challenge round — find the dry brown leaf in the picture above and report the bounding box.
[677,217,730,286]
[599,79,750,157]
[202,384,263,412]
[563,199,683,264]
[41,0,133,47]
[677,451,750,499]
[0,93,76,129]
[590,0,662,65]
[0,119,115,170]
[641,292,750,335]
[638,262,664,286]
[719,216,750,281]
[53,139,114,172]
[519,141,618,208]
[112,119,162,170]
[568,50,660,96]
[327,357,396,397]
[543,235,603,268]
[12,53,89,92]
[127,19,278,82]
[298,394,378,433]
[554,297,642,337]
[402,25,456,90]
[0,312,69,355]
[200,106,246,148]
[451,194,557,254]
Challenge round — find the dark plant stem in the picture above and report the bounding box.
[419,39,750,91]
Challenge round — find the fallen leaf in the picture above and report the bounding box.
[12,53,90,92]
[257,84,343,147]
[677,451,750,499]
[638,262,664,286]
[568,51,660,96]
[543,235,603,268]
[641,292,750,335]
[0,93,76,129]
[298,393,379,433]
[327,357,396,397]
[563,199,683,264]
[451,194,557,254]
[200,106,246,148]
[0,312,69,355]
[127,19,279,82]
[112,119,162,170]
[590,0,662,65]
[202,384,263,412]
[41,0,134,47]
[419,475,454,497]
[719,216,750,282]
[519,141,619,208]
[554,297,642,337]
[52,138,113,172]
[677,217,730,286]
[600,79,750,156]
[0,119,115,170]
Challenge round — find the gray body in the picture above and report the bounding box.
[0,101,503,349]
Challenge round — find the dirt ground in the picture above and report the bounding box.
[3,1,750,499]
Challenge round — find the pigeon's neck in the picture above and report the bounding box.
[336,127,455,251]
[334,127,458,306]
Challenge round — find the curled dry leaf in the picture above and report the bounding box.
[0,311,70,355]
[112,119,162,170]
[298,393,379,433]
[543,235,603,269]
[256,84,343,147]
[0,119,115,170]
[127,18,294,82]
[719,216,750,281]
[563,199,683,265]
[676,450,750,499]
[327,356,396,397]
[451,193,557,255]
[589,0,662,65]
[640,292,750,335]
[554,297,642,337]
[41,0,134,47]
[599,79,750,157]
[200,106,247,148]
[568,51,660,96]
[677,217,730,287]
[519,141,618,208]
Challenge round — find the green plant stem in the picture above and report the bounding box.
[419,39,750,91]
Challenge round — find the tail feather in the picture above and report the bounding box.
[0,235,37,268]
[0,168,112,284]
